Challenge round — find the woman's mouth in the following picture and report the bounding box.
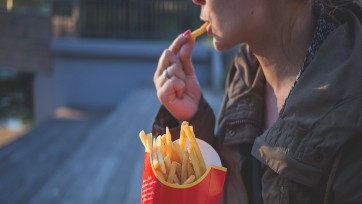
[206,23,213,36]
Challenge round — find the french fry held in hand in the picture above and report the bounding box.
[189,22,209,40]
[138,122,207,186]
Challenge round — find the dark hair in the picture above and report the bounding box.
[318,0,362,21]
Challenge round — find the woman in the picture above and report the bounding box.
[152,0,362,203]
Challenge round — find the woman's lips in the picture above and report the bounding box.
[206,24,213,36]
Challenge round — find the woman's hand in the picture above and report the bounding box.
[153,31,201,121]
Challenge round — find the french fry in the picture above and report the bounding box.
[187,162,195,178]
[156,146,167,174]
[164,155,171,173]
[189,22,209,40]
[166,127,173,158]
[153,137,156,149]
[187,147,202,179]
[139,131,153,153]
[152,146,159,170]
[146,133,153,152]
[182,124,206,173]
[173,173,181,185]
[167,161,177,183]
[183,175,196,185]
[156,170,166,181]
[179,125,187,150]
[139,130,148,150]
[181,121,189,126]
[181,149,189,183]
[172,141,183,162]
[175,162,182,179]
[161,134,167,157]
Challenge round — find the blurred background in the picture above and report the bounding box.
[0,0,236,203]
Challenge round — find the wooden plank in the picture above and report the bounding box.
[0,128,26,148]
[0,110,110,204]
[28,88,159,204]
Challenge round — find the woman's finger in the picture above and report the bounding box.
[154,49,171,84]
[157,76,186,103]
[154,49,182,80]
[178,33,196,76]
[155,62,186,90]
[154,69,168,90]
[168,31,191,55]
[168,31,196,76]
[168,63,186,82]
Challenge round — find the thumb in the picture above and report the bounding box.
[179,37,196,76]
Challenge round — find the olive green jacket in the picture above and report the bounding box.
[152,11,362,204]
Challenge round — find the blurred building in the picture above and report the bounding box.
[52,0,200,40]
[0,0,213,146]
[0,1,51,145]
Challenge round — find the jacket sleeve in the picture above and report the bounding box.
[151,94,216,145]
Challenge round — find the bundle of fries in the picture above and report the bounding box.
[139,121,206,186]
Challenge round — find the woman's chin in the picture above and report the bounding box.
[213,39,233,51]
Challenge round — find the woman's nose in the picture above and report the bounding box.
[192,0,205,6]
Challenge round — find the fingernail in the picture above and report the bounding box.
[182,29,191,37]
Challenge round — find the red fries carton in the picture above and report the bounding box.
[140,138,227,204]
